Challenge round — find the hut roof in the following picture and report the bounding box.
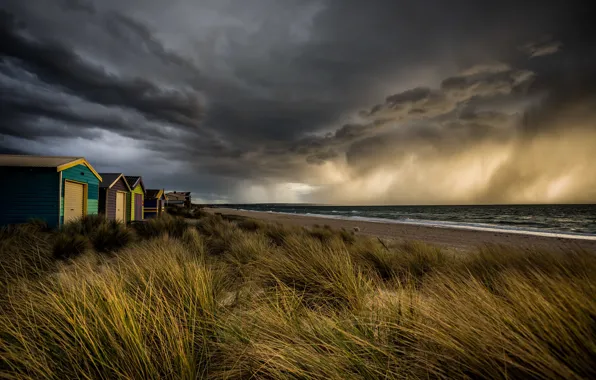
[0,155,102,181]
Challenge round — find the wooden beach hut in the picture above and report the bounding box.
[0,155,102,228]
[125,176,146,221]
[165,191,191,208]
[144,189,166,219]
[98,173,132,222]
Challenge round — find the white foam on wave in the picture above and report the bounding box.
[231,209,596,241]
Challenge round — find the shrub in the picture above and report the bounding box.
[194,213,224,236]
[261,223,291,246]
[166,206,208,219]
[2,212,596,379]
[56,216,135,255]
[191,208,209,218]
[52,232,90,259]
[0,239,225,379]
[258,234,373,310]
[236,218,264,232]
[394,240,448,285]
[339,228,356,244]
[411,270,596,379]
[180,227,206,260]
[349,238,450,286]
[204,221,241,256]
[223,231,272,284]
[453,244,595,294]
[352,241,398,281]
[164,217,191,239]
[132,215,189,239]
[0,224,55,287]
[25,218,51,232]
[91,220,136,253]
[215,284,418,379]
[165,206,191,217]
[61,214,107,236]
[226,231,271,266]
[307,225,336,243]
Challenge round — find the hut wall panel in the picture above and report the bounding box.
[60,164,100,225]
[130,185,144,221]
[105,178,129,220]
[99,189,108,215]
[144,197,164,219]
[130,189,135,220]
[144,199,158,208]
[126,193,131,222]
[0,167,60,228]
[134,194,143,220]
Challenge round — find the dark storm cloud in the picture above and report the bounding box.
[1,0,595,203]
[101,12,203,84]
[0,63,169,140]
[0,146,26,155]
[60,0,96,13]
[385,88,433,108]
[334,124,370,140]
[440,67,535,98]
[521,38,562,58]
[345,110,515,169]
[0,9,204,132]
[362,65,534,122]
[294,63,535,167]
[306,149,339,165]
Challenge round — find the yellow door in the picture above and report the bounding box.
[64,181,85,223]
[115,192,126,222]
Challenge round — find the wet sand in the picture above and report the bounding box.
[206,207,596,252]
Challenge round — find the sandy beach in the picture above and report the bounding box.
[206,207,596,252]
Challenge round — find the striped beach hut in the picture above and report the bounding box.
[0,155,102,228]
[125,176,145,221]
[98,173,132,222]
[144,189,166,219]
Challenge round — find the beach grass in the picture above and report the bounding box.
[0,213,595,379]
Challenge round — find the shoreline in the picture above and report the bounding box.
[230,208,596,241]
[206,207,596,252]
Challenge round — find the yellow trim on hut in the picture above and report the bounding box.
[57,158,103,182]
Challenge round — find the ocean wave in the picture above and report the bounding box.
[493,220,552,228]
[232,209,596,241]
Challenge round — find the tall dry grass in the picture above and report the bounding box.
[0,213,594,379]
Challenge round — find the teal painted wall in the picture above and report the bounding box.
[59,164,100,225]
[0,167,60,228]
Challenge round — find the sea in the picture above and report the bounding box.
[222,204,596,240]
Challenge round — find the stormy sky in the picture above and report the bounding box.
[1,0,595,204]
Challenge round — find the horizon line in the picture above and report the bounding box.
[199,202,596,207]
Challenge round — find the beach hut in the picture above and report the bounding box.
[144,189,166,218]
[98,173,132,222]
[125,176,146,221]
[0,155,102,228]
[165,191,191,208]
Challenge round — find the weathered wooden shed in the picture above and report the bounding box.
[165,191,191,207]
[144,189,166,219]
[0,155,102,228]
[98,173,132,222]
[125,176,146,221]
